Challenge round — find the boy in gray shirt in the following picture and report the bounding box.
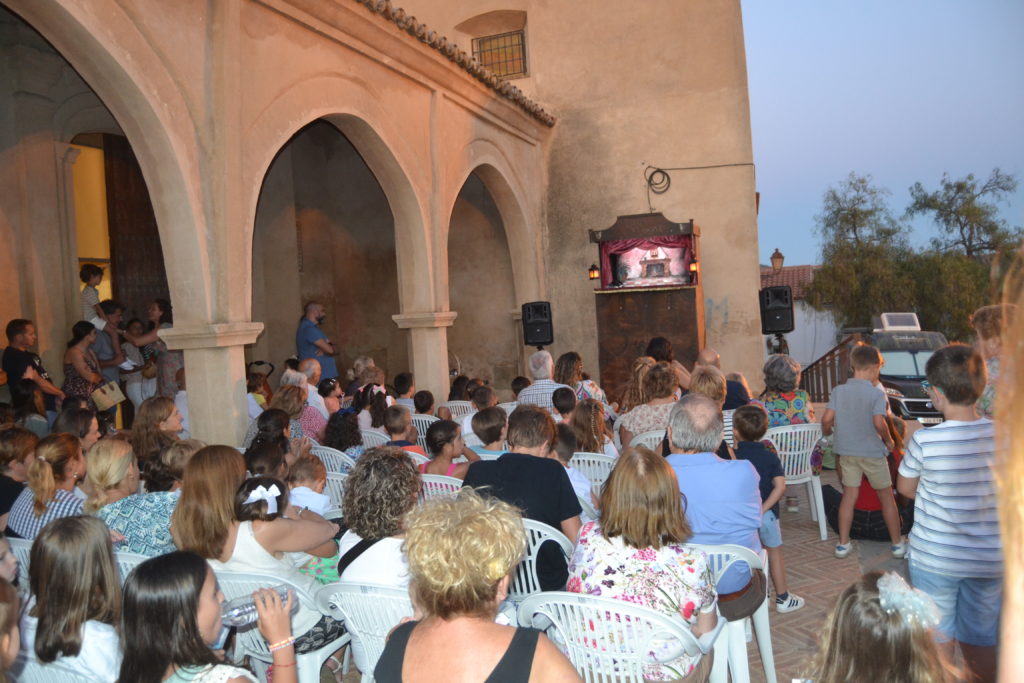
[821,344,902,559]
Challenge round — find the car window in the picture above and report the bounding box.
[881,350,933,377]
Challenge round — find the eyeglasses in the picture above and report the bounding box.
[920,380,932,392]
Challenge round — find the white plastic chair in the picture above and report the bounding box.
[8,537,31,590]
[510,519,574,603]
[213,568,349,683]
[324,472,348,513]
[9,653,103,682]
[419,474,462,501]
[687,543,776,683]
[629,429,666,452]
[569,452,617,489]
[316,583,414,683]
[405,451,429,467]
[311,444,357,474]
[114,550,149,585]
[612,414,625,449]
[517,591,723,683]
[360,429,389,448]
[766,424,827,541]
[576,493,598,522]
[411,414,438,451]
[438,400,473,420]
[497,401,517,415]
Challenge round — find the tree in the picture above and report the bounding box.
[816,172,907,247]
[907,168,1022,257]
[907,250,990,341]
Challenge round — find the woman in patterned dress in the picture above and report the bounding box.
[62,321,103,410]
[755,354,815,427]
[567,446,718,682]
[124,299,183,398]
[554,351,618,416]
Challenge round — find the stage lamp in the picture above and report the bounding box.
[588,264,600,280]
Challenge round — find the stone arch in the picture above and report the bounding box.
[54,92,122,142]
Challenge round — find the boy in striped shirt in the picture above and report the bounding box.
[897,343,999,683]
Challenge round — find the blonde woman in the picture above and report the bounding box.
[374,489,580,682]
[618,356,656,414]
[86,439,179,556]
[6,433,84,540]
[618,362,678,450]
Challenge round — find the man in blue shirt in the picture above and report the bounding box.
[296,302,338,380]
[666,394,766,620]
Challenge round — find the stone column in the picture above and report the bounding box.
[158,322,263,446]
[392,311,457,405]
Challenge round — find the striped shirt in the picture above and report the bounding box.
[898,418,1001,578]
[516,379,571,411]
[7,488,84,540]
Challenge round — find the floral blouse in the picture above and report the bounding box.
[619,402,675,437]
[755,389,814,428]
[567,522,716,681]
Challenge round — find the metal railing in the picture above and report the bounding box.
[800,333,863,402]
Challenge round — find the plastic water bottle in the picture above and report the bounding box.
[221,585,296,627]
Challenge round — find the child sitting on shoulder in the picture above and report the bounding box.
[733,404,804,613]
[469,406,507,458]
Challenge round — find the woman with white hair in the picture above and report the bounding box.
[755,354,814,428]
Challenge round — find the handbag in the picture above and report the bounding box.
[141,360,157,379]
[91,381,127,411]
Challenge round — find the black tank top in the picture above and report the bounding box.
[374,620,541,682]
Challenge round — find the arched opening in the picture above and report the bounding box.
[250,119,406,383]
[446,171,519,394]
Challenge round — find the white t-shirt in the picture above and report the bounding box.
[307,385,329,420]
[21,607,121,682]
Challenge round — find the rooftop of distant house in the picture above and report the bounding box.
[760,249,818,300]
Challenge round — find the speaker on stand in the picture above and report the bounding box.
[522,301,553,349]
[759,286,794,353]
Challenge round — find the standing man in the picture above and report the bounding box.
[296,302,338,381]
[2,319,64,423]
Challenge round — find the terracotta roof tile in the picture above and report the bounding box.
[760,265,819,300]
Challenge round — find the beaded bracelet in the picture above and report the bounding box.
[269,637,296,652]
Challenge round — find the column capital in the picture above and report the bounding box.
[392,311,458,329]
[158,322,264,350]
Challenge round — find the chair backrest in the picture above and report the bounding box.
[115,551,150,585]
[497,401,517,415]
[311,444,356,474]
[9,653,104,682]
[360,429,389,448]
[629,429,666,452]
[212,569,317,663]
[517,591,708,682]
[439,400,473,419]
[411,414,439,451]
[576,493,598,522]
[765,423,822,481]
[569,452,617,488]
[612,414,625,449]
[419,474,462,501]
[405,451,429,466]
[315,583,414,675]
[684,542,765,585]
[8,537,32,590]
[324,472,348,511]
[510,519,574,601]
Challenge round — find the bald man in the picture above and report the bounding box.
[697,347,750,410]
[296,302,338,380]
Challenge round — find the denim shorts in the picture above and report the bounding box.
[758,510,783,548]
[909,562,1002,646]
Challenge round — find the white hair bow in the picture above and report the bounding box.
[244,484,282,514]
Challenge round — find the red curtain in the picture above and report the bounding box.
[599,235,692,288]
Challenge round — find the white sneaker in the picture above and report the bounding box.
[776,593,806,613]
[835,542,853,558]
[891,541,907,559]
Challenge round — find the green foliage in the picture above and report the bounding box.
[816,173,908,247]
[906,251,990,340]
[907,169,1022,257]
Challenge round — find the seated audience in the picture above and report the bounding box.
[569,398,618,458]
[375,489,580,682]
[7,433,85,540]
[469,406,507,457]
[687,365,735,458]
[516,351,571,410]
[645,336,690,391]
[172,446,341,655]
[619,361,677,450]
[286,454,330,515]
[339,447,420,673]
[0,579,18,678]
[554,351,617,415]
[421,420,475,478]
[384,405,425,455]
[299,358,329,420]
[618,356,656,414]
[267,385,311,444]
[244,442,289,479]
[343,355,376,397]
[0,426,37,531]
[696,347,751,410]
[413,389,435,416]
[756,354,814,427]
[463,405,582,591]
[726,372,752,406]
[12,380,48,438]
[460,385,498,439]
[246,373,267,421]
[23,516,121,680]
[130,397,182,468]
[552,387,577,422]
[568,446,717,681]
[143,438,204,493]
[0,537,15,585]
[665,394,764,622]
[86,439,178,557]
[318,377,343,415]
[119,550,296,683]
[806,572,958,683]
[510,375,531,399]
[447,374,470,402]
[552,425,596,522]
[52,406,101,454]
[322,411,364,462]
[353,383,389,434]
[393,372,415,410]
[732,405,804,613]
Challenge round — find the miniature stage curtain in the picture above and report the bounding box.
[599,235,692,288]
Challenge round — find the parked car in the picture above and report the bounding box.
[871,330,947,425]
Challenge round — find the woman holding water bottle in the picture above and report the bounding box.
[119,550,297,683]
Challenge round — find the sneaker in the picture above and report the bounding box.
[776,593,806,614]
[891,541,907,559]
[786,495,799,512]
[835,542,853,558]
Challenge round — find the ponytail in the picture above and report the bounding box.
[28,433,80,516]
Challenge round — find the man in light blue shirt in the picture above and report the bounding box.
[666,394,766,621]
[296,301,338,380]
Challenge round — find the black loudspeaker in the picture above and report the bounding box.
[759,286,794,334]
[522,301,554,347]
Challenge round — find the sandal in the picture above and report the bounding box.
[323,653,347,682]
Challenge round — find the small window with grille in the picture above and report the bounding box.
[472,30,527,78]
